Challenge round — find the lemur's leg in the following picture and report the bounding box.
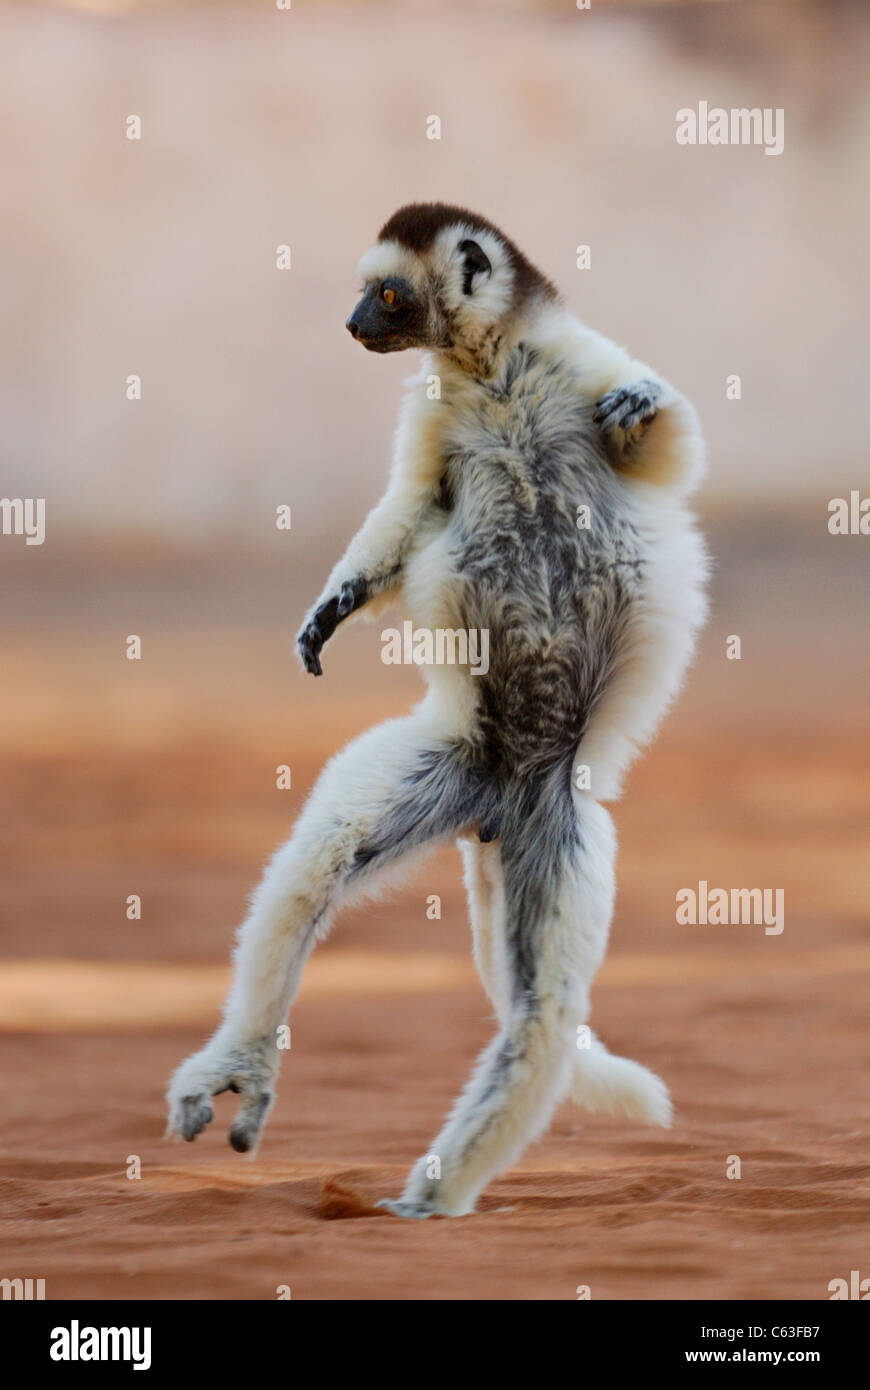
[380,778,620,1219]
[167,712,487,1154]
[459,836,509,1019]
[459,831,671,1132]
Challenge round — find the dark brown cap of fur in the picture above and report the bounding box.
[378,202,558,305]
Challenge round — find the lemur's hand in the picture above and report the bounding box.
[297,580,359,677]
[594,380,661,447]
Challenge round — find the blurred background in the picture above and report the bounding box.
[1,0,869,1301]
[2,0,870,534]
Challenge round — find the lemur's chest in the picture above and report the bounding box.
[432,351,607,552]
[401,348,629,630]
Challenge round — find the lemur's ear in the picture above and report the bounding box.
[457,239,492,295]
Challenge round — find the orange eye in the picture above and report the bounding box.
[381,286,396,305]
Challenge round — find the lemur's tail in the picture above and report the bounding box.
[570,1033,672,1127]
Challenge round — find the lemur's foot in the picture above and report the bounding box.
[375,1197,440,1220]
[594,380,661,447]
[296,579,364,676]
[166,1035,276,1154]
[377,1159,477,1219]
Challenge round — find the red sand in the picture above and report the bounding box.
[2,534,869,1299]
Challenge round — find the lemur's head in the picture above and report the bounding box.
[346,202,557,377]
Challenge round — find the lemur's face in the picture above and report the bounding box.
[346,204,556,374]
[346,276,431,353]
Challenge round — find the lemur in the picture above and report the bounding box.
[167,203,708,1218]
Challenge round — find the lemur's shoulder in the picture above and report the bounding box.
[527,301,707,499]
[525,301,637,398]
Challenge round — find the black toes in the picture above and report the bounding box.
[229,1092,273,1154]
[179,1097,213,1142]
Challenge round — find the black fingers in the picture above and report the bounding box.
[594,380,661,436]
[297,619,324,676]
[593,386,630,428]
[297,576,369,677]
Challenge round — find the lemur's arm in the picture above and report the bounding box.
[593,377,663,457]
[547,317,705,494]
[595,353,704,494]
[296,470,435,676]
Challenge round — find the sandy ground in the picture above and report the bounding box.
[1,519,869,1300]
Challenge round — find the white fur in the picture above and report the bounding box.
[357,238,423,289]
